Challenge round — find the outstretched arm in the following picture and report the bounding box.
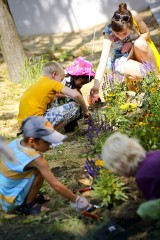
[61,86,90,116]
[29,156,90,211]
[90,36,112,97]
[29,156,77,202]
[131,10,150,40]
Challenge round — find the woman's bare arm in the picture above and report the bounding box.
[91,36,112,96]
[131,10,150,40]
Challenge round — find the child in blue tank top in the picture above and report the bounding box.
[0,116,90,215]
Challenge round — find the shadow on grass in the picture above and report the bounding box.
[0,113,17,121]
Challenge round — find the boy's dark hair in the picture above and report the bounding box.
[23,136,41,143]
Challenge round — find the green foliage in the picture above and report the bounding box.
[137,199,160,220]
[20,56,48,87]
[91,170,128,207]
[99,67,160,151]
[57,50,72,62]
[92,133,109,155]
[119,72,160,150]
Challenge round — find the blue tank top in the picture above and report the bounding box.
[0,138,41,211]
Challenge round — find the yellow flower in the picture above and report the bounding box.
[95,159,104,167]
[120,103,137,111]
[135,87,140,92]
[139,122,147,125]
[133,80,137,85]
[107,93,117,97]
[144,113,154,118]
[150,88,156,93]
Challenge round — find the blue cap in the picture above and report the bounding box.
[21,116,67,144]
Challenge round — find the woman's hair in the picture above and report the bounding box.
[41,61,65,78]
[111,3,133,32]
[101,132,146,175]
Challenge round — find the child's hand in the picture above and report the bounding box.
[83,111,92,120]
[70,196,91,212]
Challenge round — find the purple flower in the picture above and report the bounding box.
[140,60,156,76]
[107,73,114,89]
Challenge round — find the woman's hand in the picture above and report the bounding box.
[87,93,101,106]
[90,87,99,98]
[121,42,132,53]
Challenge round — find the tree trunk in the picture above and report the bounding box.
[0,0,26,83]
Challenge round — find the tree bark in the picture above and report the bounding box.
[0,0,26,83]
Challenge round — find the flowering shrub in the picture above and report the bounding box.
[82,157,128,207]
[99,61,160,150]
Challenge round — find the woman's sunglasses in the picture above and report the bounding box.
[113,13,130,22]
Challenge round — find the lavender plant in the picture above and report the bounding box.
[84,158,104,179]
[86,115,112,155]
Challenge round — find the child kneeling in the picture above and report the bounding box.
[0,116,90,215]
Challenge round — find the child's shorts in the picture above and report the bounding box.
[44,101,80,126]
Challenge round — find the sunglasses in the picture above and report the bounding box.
[113,13,130,22]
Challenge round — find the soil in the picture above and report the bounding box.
[0,7,160,240]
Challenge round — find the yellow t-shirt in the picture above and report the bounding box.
[17,76,64,126]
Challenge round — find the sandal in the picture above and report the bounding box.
[16,201,49,215]
[35,193,50,204]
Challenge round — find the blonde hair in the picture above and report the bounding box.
[41,61,65,78]
[101,132,146,175]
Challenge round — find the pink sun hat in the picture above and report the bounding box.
[66,56,95,77]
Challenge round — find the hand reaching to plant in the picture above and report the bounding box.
[87,94,101,106]
[70,196,91,211]
[84,110,92,121]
